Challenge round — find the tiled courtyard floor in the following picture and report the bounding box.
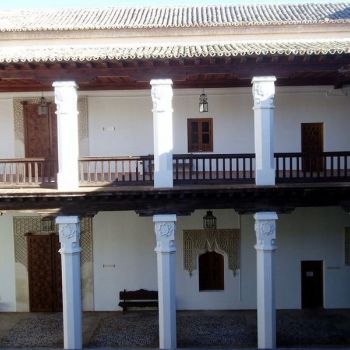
[0,309,349,348]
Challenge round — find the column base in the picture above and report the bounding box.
[154,171,174,188]
[57,172,79,191]
[255,168,275,186]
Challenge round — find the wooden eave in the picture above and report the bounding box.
[0,53,348,92]
[0,183,349,216]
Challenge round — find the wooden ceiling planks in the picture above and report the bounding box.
[0,54,348,92]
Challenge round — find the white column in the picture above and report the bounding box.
[254,211,278,349]
[53,81,79,191]
[151,79,174,188]
[252,76,276,186]
[56,216,82,350]
[153,214,177,349]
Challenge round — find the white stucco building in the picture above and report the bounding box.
[0,2,349,350]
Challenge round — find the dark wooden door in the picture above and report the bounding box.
[28,234,62,312]
[24,103,58,159]
[301,123,324,172]
[199,251,224,290]
[301,260,323,309]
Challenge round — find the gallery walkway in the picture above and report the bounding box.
[0,309,349,348]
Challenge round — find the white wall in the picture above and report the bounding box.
[0,214,16,311]
[0,98,15,158]
[86,86,350,157]
[92,207,350,311]
[93,211,157,310]
[88,95,154,156]
[0,86,349,158]
[275,89,350,152]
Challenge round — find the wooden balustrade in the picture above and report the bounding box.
[0,158,57,187]
[1,152,349,188]
[173,153,255,184]
[79,155,154,186]
[275,152,350,182]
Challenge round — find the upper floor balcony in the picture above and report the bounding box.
[0,83,349,192]
[0,151,349,189]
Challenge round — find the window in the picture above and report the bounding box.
[187,118,213,152]
[199,251,224,291]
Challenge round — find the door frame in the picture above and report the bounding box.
[301,122,324,172]
[301,260,324,309]
[23,101,57,159]
[26,231,62,312]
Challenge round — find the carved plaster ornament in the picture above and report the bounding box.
[255,220,276,249]
[155,221,176,253]
[156,222,174,237]
[252,81,275,108]
[55,86,78,116]
[151,84,173,112]
[58,222,81,253]
[183,229,240,276]
[60,223,78,239]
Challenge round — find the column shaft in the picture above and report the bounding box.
[150,79,174,188]
[254,211,278,349]
[153,214,177,349]
[53,81,79,191]
[56,216,82,350]
[252,76,276,186]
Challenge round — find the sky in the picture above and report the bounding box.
[0,0,338,9]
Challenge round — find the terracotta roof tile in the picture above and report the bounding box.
[0,3,349,32]
[0,40,348,63]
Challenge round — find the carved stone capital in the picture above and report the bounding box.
[150,79,173,113]
[254,212,278,251]
[53,81,78,116]
[252,76,276,109]
[153,214,176,253]
[56,216,81,254]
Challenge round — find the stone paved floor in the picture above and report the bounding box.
[0,309,349,348]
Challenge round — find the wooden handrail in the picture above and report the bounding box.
[275,151,350,182]
[0,158,57,187]
[173,153,255,184]
[79,155,154,186]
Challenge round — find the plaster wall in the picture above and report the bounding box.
[0,214,16,311]
[0,98,15,158]
[86,87,350,157]
[0,87,349,158]
[92,207,350,311]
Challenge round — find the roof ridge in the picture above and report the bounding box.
[0,2,349,11]
[0,2,349,32]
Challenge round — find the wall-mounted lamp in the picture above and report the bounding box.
[199,90,208,113]
[38,94,49,117]
[203,210,217,229]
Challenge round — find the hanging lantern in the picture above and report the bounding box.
[199,91,208,113]
[203,210,217,229]
[38,96,49,117]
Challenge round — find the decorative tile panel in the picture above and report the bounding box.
[183,229,240,276]
[13,97,88,144]
[14,216,93,267]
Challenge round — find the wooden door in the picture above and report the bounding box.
[199,251,224,290]
[301,260,323,309]
[28,234,62,312]
[24,103,58,159]
[301,123,324,172]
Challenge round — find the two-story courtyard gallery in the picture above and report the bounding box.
[0,2,349,350]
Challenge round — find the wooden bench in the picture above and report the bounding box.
[118,289,158,313]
